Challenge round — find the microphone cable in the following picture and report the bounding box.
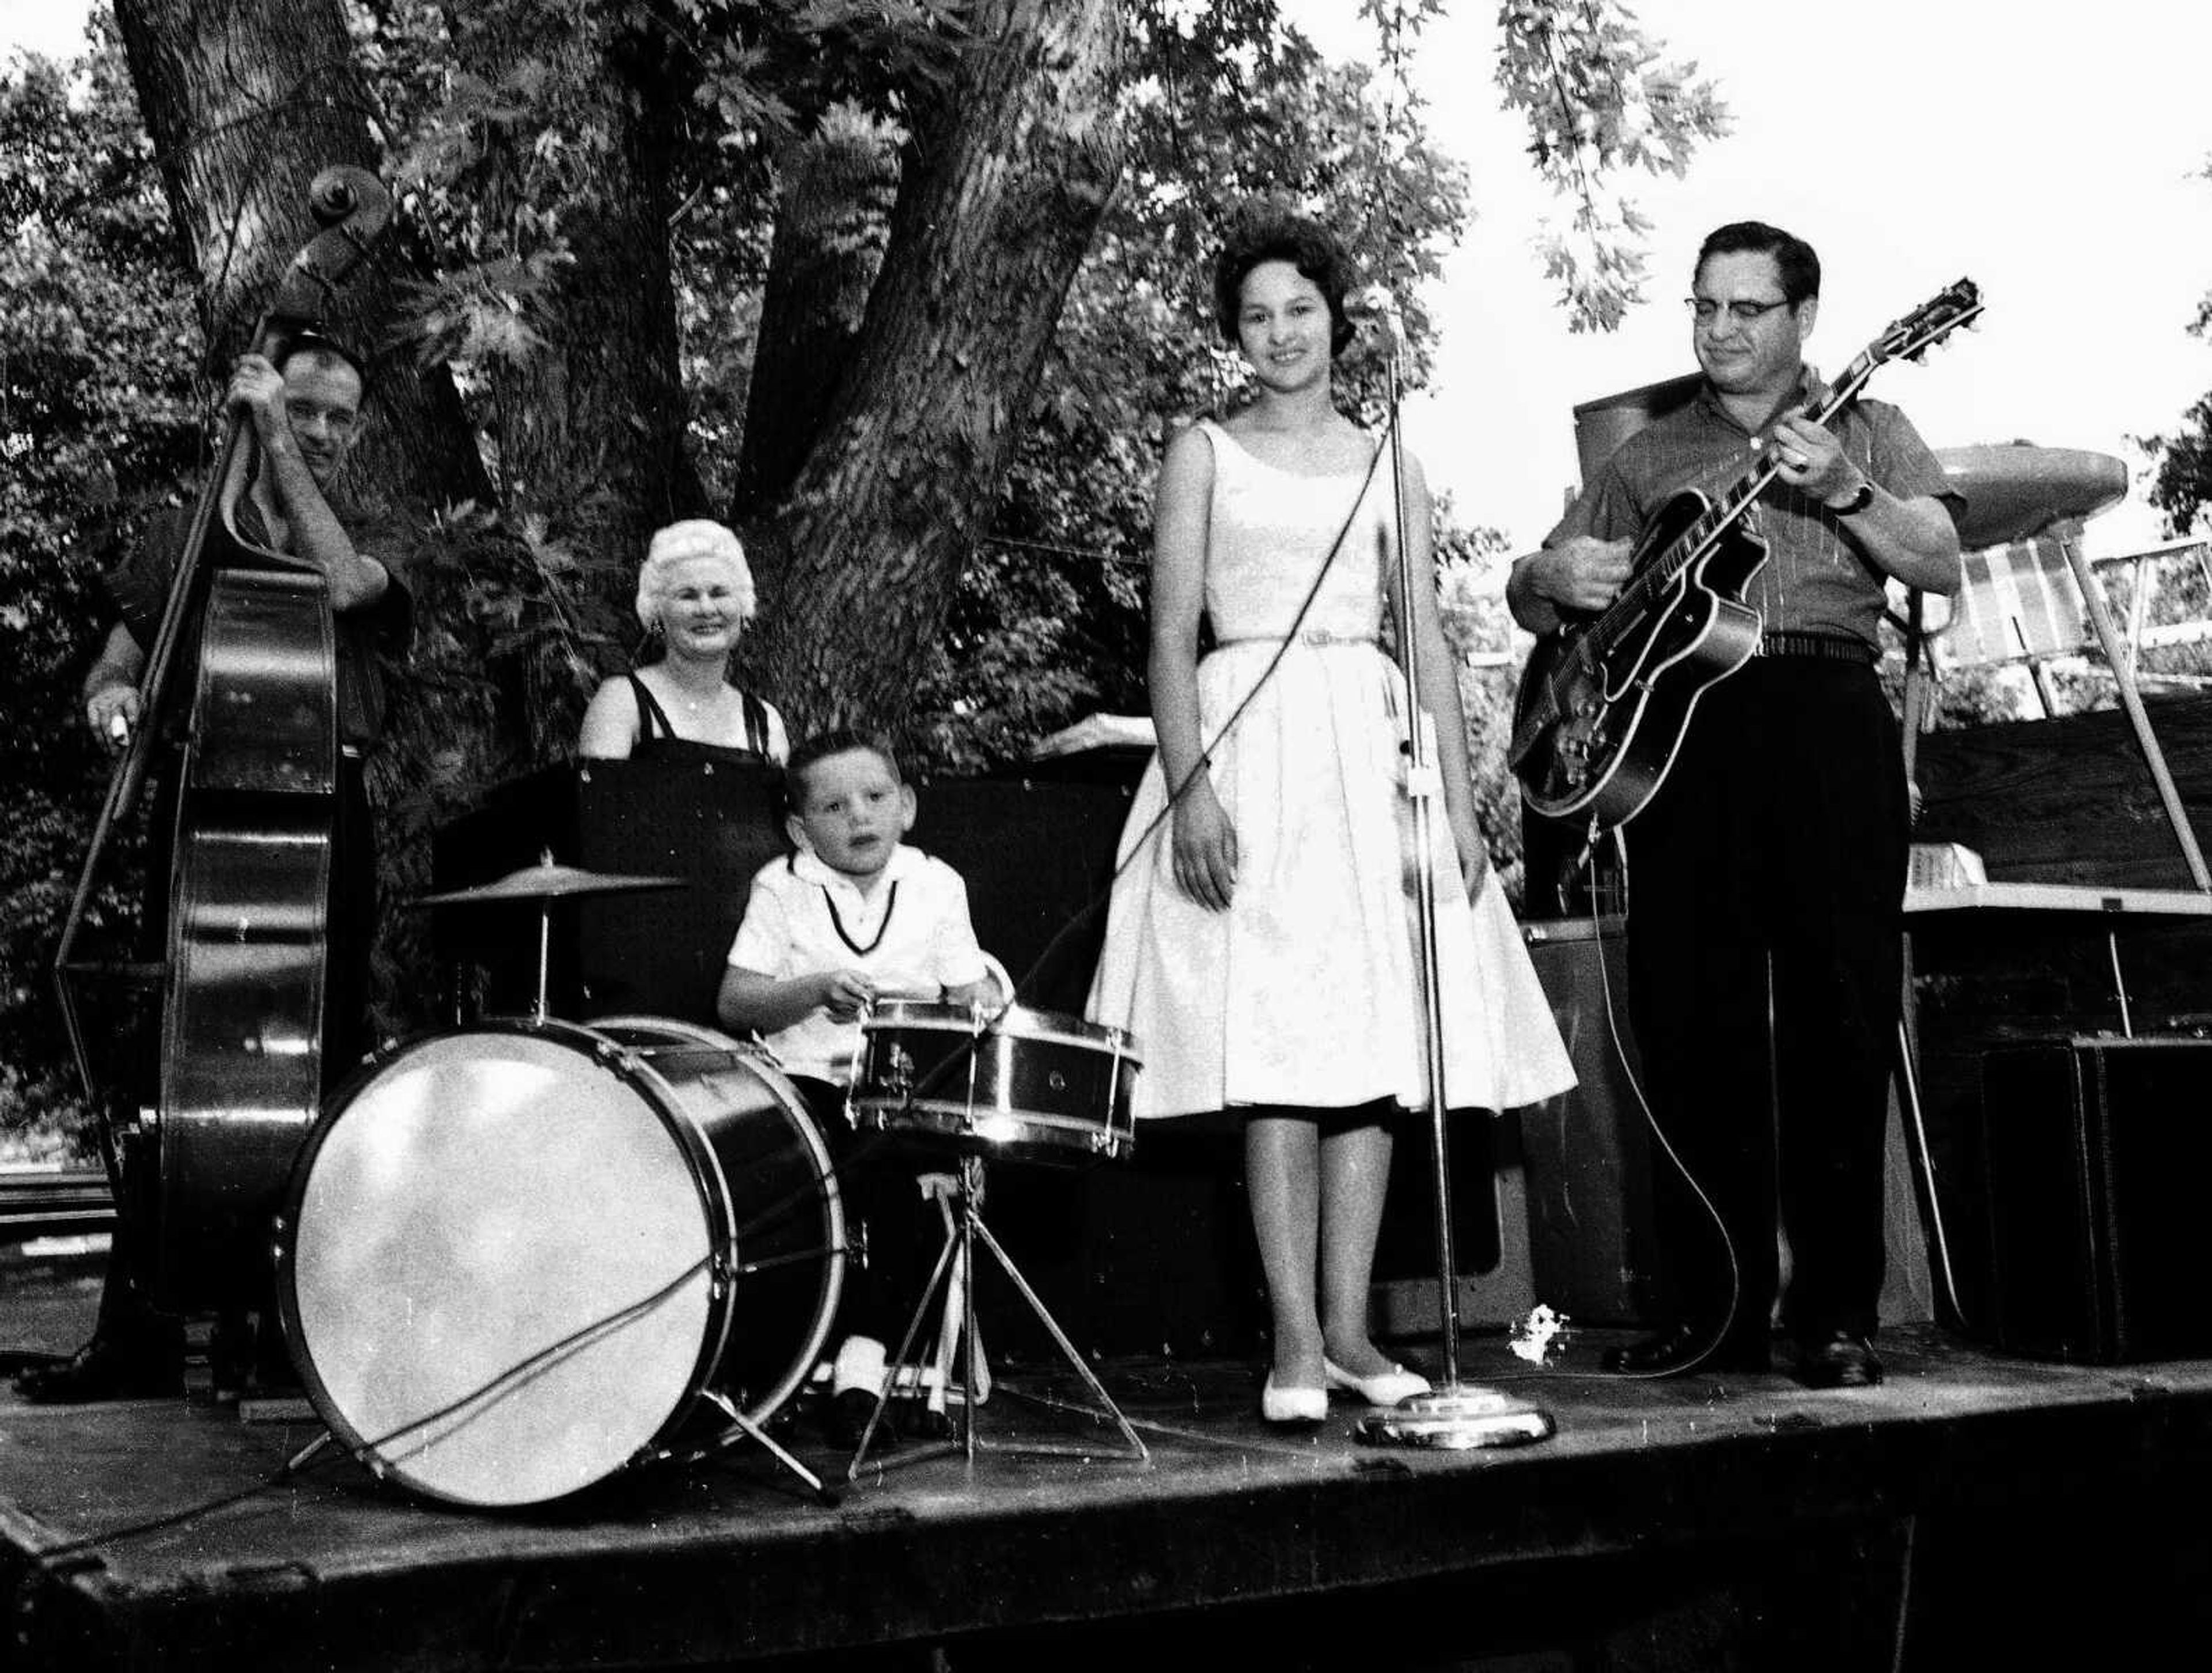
[1579,823,1747,1381]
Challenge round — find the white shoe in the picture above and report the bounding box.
[1323,1357,1431,1407]
[1260,1373,1327,1425]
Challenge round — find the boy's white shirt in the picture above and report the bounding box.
[727,843,991,1083]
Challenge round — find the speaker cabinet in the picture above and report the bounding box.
[573,759,785,1021]
[912,771,1133,1016]
[1978,1035,2212,1363]
[427,759,784,1026]
[1515,918,1665,1326]
[1371,1110,1530,1334]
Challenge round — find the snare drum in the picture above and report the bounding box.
[276,1016,843,1508]
[850,1002,1140,1165]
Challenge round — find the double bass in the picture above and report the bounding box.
[53,166,394,1310]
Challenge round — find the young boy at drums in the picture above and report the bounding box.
[717,729,1004,1445]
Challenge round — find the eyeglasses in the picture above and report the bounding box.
[286,400,359,437]
[1687,297,1791,326]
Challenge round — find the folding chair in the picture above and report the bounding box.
[1902,519,2211,891]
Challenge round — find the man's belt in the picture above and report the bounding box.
[1753,630,1877,667]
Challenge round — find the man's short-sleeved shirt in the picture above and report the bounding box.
[728,844,991,1084]
[101,494,411,751]
[1544,377,1961,649]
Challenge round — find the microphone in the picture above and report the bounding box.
[1347,283,1406,360]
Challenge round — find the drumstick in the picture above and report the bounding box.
[868,982,944,1004]
[866,982,1012,1018]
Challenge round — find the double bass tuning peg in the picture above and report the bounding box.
[306,164,381,229]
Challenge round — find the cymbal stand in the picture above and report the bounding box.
[531,896,555,1023]
[1353,303,1552,1451]
[847,1150,1148,1478]
[525,847,558,1021]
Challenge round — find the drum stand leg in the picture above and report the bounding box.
[700,1389,839,1505]
[847,1153,1148,1479]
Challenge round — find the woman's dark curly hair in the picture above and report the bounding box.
[1211,211,1357,358]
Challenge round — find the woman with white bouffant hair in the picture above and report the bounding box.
[578,518,790,763]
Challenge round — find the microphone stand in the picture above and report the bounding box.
[1353,307,1552,1451]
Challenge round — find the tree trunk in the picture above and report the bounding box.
[743,0,1127,738]
[726,115,900,542]
[452,9,703,565]
[112,0,488,509]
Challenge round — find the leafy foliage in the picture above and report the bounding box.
[2146,395,2212,540]
[369,0,955,425]
[3,0,1730,1148]
[1495,0,1729,332]
[0,32,203,1153]
[345,0,969,725]
[2141,158,2212,539]
[915,5,1486,774]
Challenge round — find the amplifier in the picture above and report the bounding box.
[1978,1035,2212,1363]
[426,759,784,1024]
[1514,918,1663,1325]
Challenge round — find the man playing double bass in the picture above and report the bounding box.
[20,334,410,1403]
[1508,222,1961,1390]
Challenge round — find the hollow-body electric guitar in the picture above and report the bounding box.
[1509,278,1982,833]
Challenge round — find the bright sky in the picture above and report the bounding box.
[10,1,2211,559]
[0,0,78,63]
[1286,0,2212,561]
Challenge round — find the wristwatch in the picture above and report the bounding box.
[1828,479,1875,517]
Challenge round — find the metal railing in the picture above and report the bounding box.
[0,1169,116,1242]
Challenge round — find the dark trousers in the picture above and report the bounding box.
[1624,657,1906,1343]
[791,1076,937,1354]
[322,753,378,1077]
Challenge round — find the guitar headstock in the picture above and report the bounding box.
[1872,278,1983,367]
[1819,279,1980,408]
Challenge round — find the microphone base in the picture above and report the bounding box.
[1351,1383,1555,1451]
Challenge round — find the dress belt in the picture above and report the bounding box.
[1211,629,1379,649]
[1753,630,1877,667]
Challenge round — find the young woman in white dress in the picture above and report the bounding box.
[1088,214,1573,1424]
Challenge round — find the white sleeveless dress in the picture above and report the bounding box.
[1086,420,1575,1119]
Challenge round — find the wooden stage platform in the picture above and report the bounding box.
[16,699,2212,1670]
[9,1307,2212,1671]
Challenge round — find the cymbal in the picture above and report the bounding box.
[413,861,686,907]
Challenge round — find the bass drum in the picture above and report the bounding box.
[276,1016,843,1508]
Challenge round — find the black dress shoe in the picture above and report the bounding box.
[1602,1321,1770,1376]
[13,1335,184,1404]
[1790,1332,1883,1390]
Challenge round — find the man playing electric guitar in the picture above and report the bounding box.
[1507,222,1962,1388]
